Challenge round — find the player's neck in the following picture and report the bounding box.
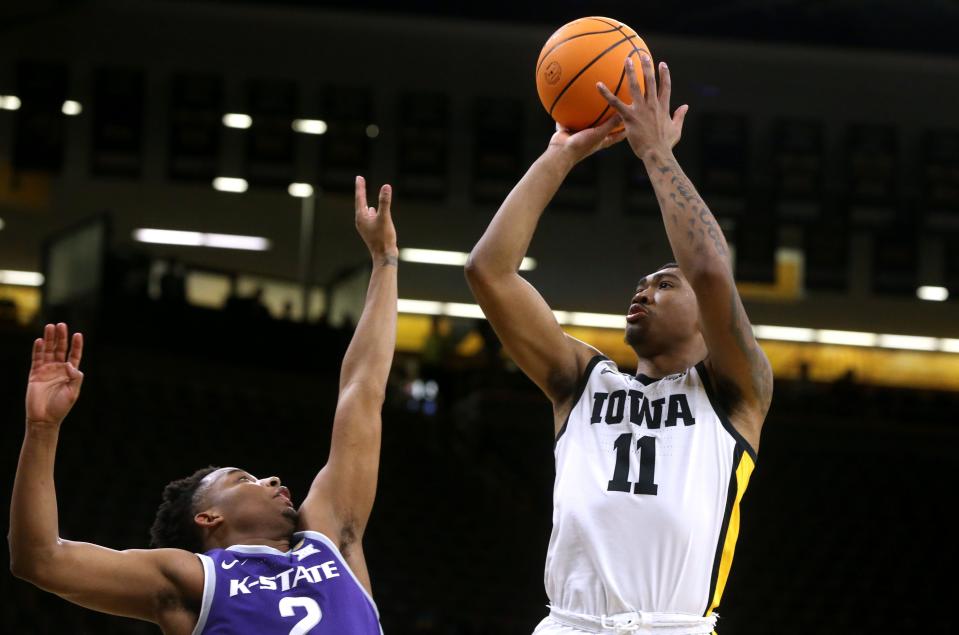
[633,341,706,380]
[208,529,293,553]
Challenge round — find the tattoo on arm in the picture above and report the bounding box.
[729,287,773,408]
[379,254,399,267]
[653,158,729,261]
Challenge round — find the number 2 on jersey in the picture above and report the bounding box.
[279,596,322,634]
[607,433,659,495]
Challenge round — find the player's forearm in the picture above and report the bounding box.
[9,422,64,578]
[642,148,733,281]
[467,147,574,278]
[338,253,398,394]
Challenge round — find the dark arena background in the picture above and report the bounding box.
[2,1,958,633]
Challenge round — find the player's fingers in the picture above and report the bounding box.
[625,57,645,104]
[30,337,44,371]
[639,53,657,103]
[42,323,55,362]
[673,104,690,130]
[596,114,622,137]
[606,130,628,147]
[596,82,630,117]
[658,61,672,111]
[66,363,83,383]
[55,323,68,362]
[354,175,368,217]
[377,184,392,219]
[68,332,84,370]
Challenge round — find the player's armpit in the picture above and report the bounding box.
[465,266,598,420]
[14,540,203,624]
[696,267,773,446]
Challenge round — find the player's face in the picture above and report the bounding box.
[199,467,298,533]
[624,267,700,350]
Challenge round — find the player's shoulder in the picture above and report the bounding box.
[562,335,610,384]
[141,547,206,598]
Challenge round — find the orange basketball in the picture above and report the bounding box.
[536,16,651,131]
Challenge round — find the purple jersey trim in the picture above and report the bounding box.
[191,553,215,635]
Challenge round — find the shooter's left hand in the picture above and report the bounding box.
[597,55,689,160]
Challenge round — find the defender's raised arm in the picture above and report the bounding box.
[9,323,200,627]
[298,177,398,592]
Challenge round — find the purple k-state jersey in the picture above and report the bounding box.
[192,530,383,635]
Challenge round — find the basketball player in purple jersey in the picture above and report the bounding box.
[467,55,771,634]
[10,176,397,634]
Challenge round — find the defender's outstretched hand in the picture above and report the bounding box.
[26,323,84,427]
[547,115,626,165]
[597,55,689,159]
[354,176,398,261]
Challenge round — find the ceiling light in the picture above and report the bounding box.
[876,334,939,352]
[0,270,44,286]
[752,325,815,343]
[399,248,536,271]
[940,339,959,353]
[133,228,269,251]
[0,95,21,111]
[212,177,249,193]
[292,119,327,135]
[222,113,252,129]
[816,330,878,347]
[203,233,270,251]
[397,299,444,315]
[288,183,314,198]
[917,286,948,302]
[566,312,626,329]
[62,100,82,116]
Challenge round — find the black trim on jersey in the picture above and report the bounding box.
[555,355,608,445]
[703,444,743,617]
[695,361,759,462]
[635,373,659,386]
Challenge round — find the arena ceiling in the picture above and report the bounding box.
[2,1,959,55]
[216,0,959,55]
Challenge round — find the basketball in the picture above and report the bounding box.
[536,16,651,131]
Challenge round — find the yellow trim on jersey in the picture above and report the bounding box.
[706,451,756,615]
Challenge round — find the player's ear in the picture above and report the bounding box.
[194,510,223,529]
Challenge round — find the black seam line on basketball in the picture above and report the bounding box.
[603,20,642,58]
[548,34,636,117]
[583,47,646,130]
[587,17,621,30]
[536,27,622,74]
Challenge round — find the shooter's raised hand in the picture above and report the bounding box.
[547,114,626,165]
[354,176,398,262]
[597,55,689,160]
[26,323,84,427]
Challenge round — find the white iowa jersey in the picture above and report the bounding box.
[545,356,757,618]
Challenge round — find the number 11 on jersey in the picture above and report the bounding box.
[607,433,659,495]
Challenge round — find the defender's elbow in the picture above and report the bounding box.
[8,540,55,585]
[464,251,483,280]
[9,551,37,583]
[464,251,502,287]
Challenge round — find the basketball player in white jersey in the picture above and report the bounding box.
[466,54,772,634]
[9,177,397,634]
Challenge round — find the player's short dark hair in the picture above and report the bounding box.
[658,262,680,271]
[149,466,220,552]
